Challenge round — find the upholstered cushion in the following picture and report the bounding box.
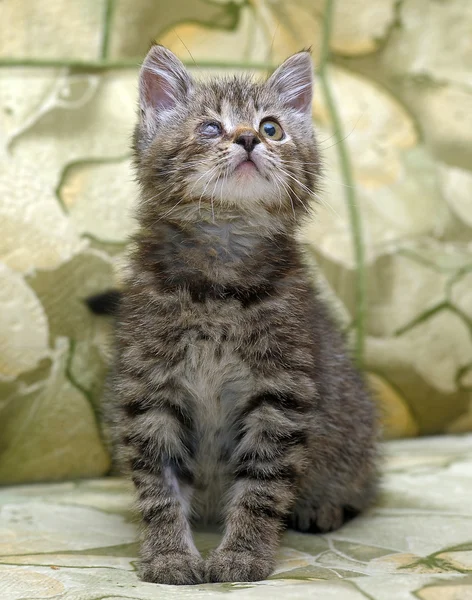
[1,435,472,598]
[1,0,471,483]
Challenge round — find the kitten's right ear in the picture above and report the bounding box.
[139,44,192,131]
[266,51,314,117]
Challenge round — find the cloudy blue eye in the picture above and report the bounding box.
[259,119,284,141]
[199,121,222,137]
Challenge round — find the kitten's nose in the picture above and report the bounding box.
[234,130,261,153]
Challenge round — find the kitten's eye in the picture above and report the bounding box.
[259,119,284,141]
[199,121,222,137]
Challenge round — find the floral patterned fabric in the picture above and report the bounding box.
[1,435,472,599]
[1,0,472,484]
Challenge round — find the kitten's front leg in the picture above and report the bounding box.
[206,389,310,583]
[132,458,203,585]
[133,470,204,585]
[115,370,204,585]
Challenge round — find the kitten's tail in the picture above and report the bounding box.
[85,289,122,317]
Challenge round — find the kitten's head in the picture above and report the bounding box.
[134,45,320,226]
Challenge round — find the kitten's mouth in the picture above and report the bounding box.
[234,158,259,176]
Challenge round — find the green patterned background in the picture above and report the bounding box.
[1,0,472,484]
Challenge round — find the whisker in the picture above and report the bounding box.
[141,159,225,225]
[317,131,338,145]
[278,159,355,190]
[156,196,187,221]
[277,166,342,219]
[271,172,284,214]
[277,167,313,197]
[188,163,220,196]
[172,29,199,68]
[318,115,364,151]
[197,167,220,215]
[272,171,297,221]
[219,158,230,208]
[321,175,355,189]
[268,20,281,63]
[141,181,179,205]
[210,168,224,223]
[273,173,290,216]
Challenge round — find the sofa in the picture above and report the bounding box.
[1,0,471,597]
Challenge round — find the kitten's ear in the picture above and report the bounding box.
[267,51,314,116]
[139,44,192,125]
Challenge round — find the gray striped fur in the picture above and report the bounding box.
[104,45,379,585]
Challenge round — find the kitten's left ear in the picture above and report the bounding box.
[267,51,314,117]
[139,44,193,131]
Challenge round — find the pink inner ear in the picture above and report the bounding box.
[281,72,313,115]
[139,46,192,115]
[268,52,314,116]
[142,71,177,111]
[290,86,312,114]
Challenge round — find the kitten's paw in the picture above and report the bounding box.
[139,553,205,585]
[313,503,344,531]
[205,550,274,583]
[289,503,359,533]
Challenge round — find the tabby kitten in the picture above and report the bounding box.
[103,44,378,585]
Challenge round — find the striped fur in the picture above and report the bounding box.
[103,45,379,585]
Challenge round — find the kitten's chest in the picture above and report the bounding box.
[180,324,252,429]
[161,218,265,282]
[194,220,262,263]
[177,322,252,522]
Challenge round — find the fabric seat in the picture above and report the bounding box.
[1,435,471,599]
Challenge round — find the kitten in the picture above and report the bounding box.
[101,44,378,585]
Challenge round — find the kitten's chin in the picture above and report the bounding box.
[185,162,280,207]
[225,161,276,203]
[218,176,277,205]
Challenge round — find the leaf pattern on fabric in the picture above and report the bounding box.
[0,0,471,480]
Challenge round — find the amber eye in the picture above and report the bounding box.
[199,121,222,137]
[259,119,284,141]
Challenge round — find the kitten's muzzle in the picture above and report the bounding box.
[234,130,261,153]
